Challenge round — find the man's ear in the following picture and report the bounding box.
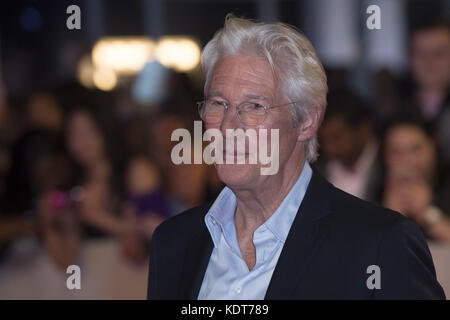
[297,106,322,142]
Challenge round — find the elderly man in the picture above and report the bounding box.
[147,15,445,299]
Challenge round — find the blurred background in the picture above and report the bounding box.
[0,0,449,299]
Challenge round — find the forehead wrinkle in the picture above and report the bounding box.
[241,65,275,86]
[210,78,274,103]
[208,56,278,103]
[245,94,269,101]
[209,72,275,102]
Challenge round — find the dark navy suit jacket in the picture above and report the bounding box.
[147,170,445,299]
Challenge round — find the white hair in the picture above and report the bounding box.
[201,14,328,162]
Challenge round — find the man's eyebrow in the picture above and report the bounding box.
[245,94,269,101]
[208,91,224,98]
[207,92,269,101]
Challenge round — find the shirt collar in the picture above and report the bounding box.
[204,186,237,249]
[204,161,313,248]
[263,161,312,243]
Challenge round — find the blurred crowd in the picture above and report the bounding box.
[317,19,450,243]
[0,18,449,275]
[0,70,224,270]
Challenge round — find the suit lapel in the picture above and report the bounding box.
[177,222,214,299]
[265,171,333,299]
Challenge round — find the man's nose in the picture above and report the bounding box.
[220,104,241,131]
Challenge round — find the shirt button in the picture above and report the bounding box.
[211,218,217,225]
[235,287,241,294]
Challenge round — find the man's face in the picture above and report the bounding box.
[410,28,450,90]
[205,55,302,189]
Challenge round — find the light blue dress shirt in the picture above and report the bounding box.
[198,162,313,300]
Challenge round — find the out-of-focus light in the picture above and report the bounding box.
[92,37,155,75]
[154,37,201,72]
[77,55,95,89]
[93,68,117,91]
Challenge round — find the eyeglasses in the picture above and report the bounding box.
[197,99,299,127]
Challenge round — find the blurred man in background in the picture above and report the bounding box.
[318,90,381,201]
[408,19,450,124]
[401,19,450,163]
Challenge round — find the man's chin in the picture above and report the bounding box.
[216,163,261,187]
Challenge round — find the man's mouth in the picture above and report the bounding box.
[223,146,249,157]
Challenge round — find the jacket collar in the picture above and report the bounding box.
[264,171,332,299]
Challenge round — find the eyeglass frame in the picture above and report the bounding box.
[197,99,300,126]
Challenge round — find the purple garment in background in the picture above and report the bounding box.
[127,188,170,219]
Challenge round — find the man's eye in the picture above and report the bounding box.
[241,103,266,113]
[249,103,266,112]
[210,100,225,106]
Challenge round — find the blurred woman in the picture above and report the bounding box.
[1,90,67,265]
[38,107,126,269]
[121,155,169,264]
[65,108,124,233]
[382,117,450,243]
